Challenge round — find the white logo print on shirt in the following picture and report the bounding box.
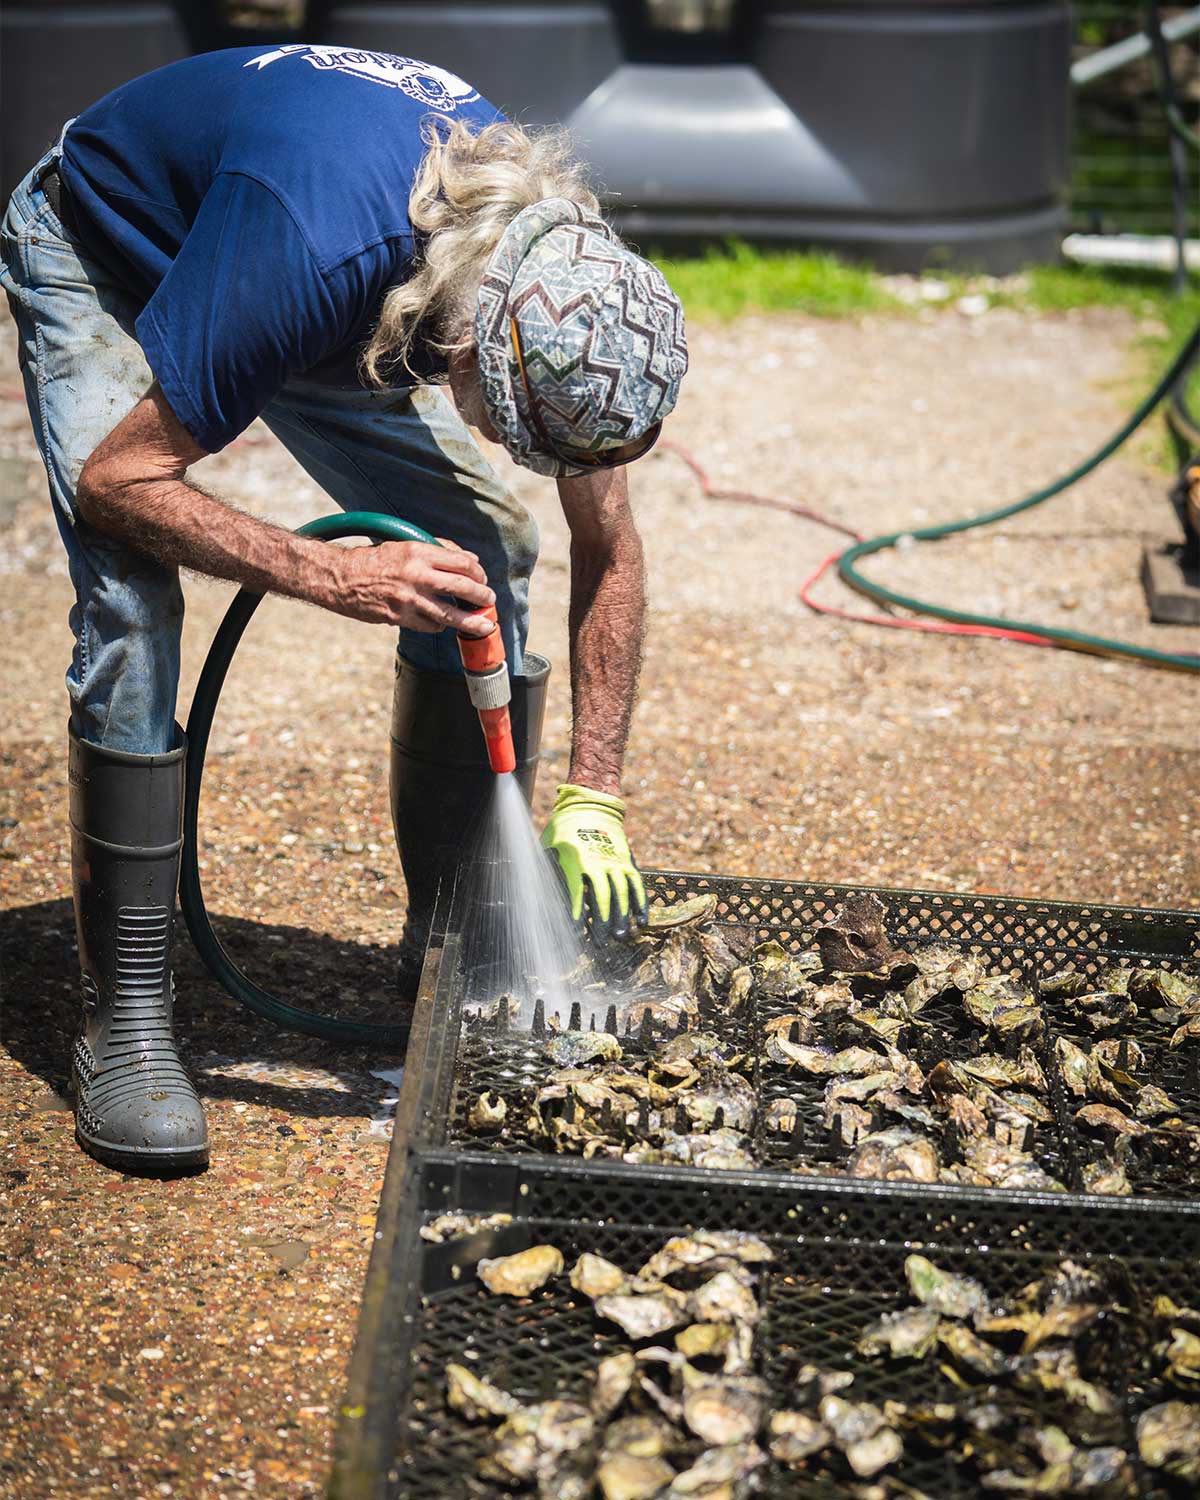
[246,45,480,112]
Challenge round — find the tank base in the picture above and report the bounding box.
[612,207,1066,277]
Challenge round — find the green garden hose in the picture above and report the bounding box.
[180,511,439,1047]
[837,321,1200,673]
[839,2,1200,669]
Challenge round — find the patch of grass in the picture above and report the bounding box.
[654,242,1199,468]
[651,241,900,321]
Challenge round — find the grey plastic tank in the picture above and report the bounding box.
[2,2,1072,271]
[0,3,197,198]
[320,0,1072,271]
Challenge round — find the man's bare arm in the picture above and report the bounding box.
[77,385,496,634]
[557,465,646,797]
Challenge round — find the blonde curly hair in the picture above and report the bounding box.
[362,117,600,385]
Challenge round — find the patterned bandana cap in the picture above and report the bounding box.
[475,198,688,477]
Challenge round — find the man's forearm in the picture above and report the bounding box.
[566,526,645,797]
[78,467,346,609]
[76,386,496,632]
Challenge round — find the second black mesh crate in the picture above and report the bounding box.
[330,1153,1200,1500]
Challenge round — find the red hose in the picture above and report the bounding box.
[657,439,1060,652]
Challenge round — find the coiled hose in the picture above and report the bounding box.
[835,1,1199,669]
[836,323,1200,672]
[180,511,439,1047]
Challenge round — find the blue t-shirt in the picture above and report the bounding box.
[60,46,503,453]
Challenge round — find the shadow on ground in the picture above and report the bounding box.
[1,898,412,1119]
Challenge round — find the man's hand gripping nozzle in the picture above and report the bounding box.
[457,605,516,774]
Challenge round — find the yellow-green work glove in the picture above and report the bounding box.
[541,783,648,934]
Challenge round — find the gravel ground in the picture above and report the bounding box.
[2,302,1197,1499]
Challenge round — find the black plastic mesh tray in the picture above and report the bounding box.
[406,872,1200,1204]
[329,1153,1200,1500]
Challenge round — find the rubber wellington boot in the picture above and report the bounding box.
[68,726,209,1173]
[389,650,550,996]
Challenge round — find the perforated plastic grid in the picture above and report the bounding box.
[638,875,1200,978]
[374,1156,1200,1500]
[415,873,1200,1202]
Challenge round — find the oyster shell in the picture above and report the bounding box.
[1136,1401,1200,1480]
[1053,1038,1119,1102]
[625,992,700,1029]
[794,1365,856,1400]
[763,1096,803,1133]
[904,1255,988,1321]
[949,1135,1065,1193]
[858,1307,941,1360]
[638,1231,773,1282]
[1164,1326,1200,1383]
[1134,1085,1175,1119]
[655,1030,735,1067]
[1170,1016,1200,1047]
[572,1252,630,1300]
[1040,967,1090,997]
[691,1270,761,1327]
[826,1071,905,1104]
[594,1291,690,1341]
[1082,1158,1132,1196]
[947,1091,989,1138]
[446,1363,521,1420]
[825,1099,873,1144]
[815,892,904,975]
[849,1127,940,1184]
[963,977,1044,1043]
[468,1090,507,1133]
[420,1211,512,1244]
[727,965,754,1006]
[768,1410,831,1465]
[644,893,718,931]
[680,1071,755,1133]
[477,1244,564,1297]
[1129,968,1198,1008]
[653,1129,757,1172]
[667,1441,766,1495]
[1064,990,1138,1033]
[818,1394,903,1477]
[596,1453,674,1500]
[681,1376,767,1445]
[938,1322,1007,1376]
[961,1049,1047,1093]
[1093,1036,1145,1072]
[544,1031,623,1067]
[752,938,816,992]
[591,1351,637,1421]
[1075,1103,1149,1137]
[674,1322,753,1375]
[482,1399,595,1486]
[602,1413,676,1458]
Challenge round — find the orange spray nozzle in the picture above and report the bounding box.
[457,605,515,775]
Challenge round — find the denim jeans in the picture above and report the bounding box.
[0,136,539,755]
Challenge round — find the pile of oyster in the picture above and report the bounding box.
[447,1230,928,1498]
[1045,965,1200,1193]
[461,894,1200,1197]
[445,1236,1200,1499]
[855,1254,1200,1496]
[448,1230,776,1499]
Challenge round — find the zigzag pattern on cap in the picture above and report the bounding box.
[474,198,687,476]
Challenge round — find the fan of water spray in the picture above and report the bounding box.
[459,774,603,1030]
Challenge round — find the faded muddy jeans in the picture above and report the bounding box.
[0,134,538,755]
